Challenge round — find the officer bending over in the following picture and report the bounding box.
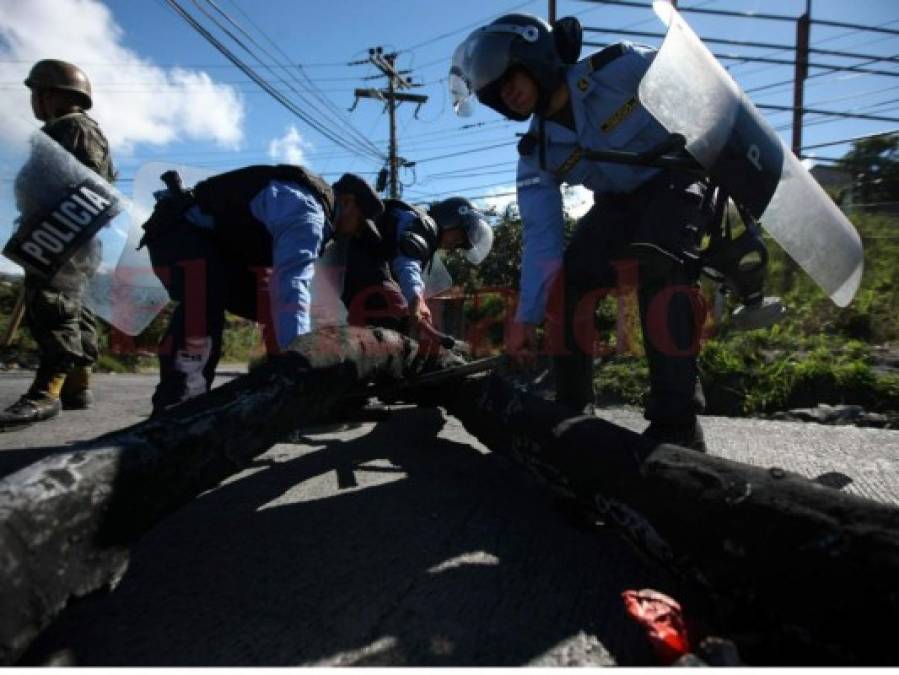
[1,60,116,431]
[341,196,493,347]
[451,15,708,450]
[141,167,382,414]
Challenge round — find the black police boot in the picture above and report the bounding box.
[60,366,94,410]
[0,394,62,431]
[61,388,94,410]
[642,418,707,453]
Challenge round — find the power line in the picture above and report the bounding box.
[583,40,899,77]
[415,141,515,164]
[802,129,899,151]
[582,27,899,65]
[163,0,384,164]
[790,85,899,110]
[757,103,899,124]
[721,20,899,81]
[407,176,519,198]
[578,0,899,36]
[775,103,899,132]
[190,0,384,162]
[424,168,516,181]
[400,0,540,54]
[425,160,516,179]
[578,0,797,23]
[218,0,385,166]
[110,124,518,165]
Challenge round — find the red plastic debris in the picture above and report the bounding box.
[622,588,691,665]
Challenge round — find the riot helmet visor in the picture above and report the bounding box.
[463,213,494,265]
[450,24,539,116]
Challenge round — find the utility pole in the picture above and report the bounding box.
[349,47,428,199]
[793,0,811,156]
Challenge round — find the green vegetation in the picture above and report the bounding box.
[591,209,899,415]
[443,163,898,417]
[0,279,263,372]
[2,139,895,417]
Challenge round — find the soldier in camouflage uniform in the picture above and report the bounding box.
[0,60,116,430]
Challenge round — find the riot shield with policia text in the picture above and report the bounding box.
[2,129,169,335]
[638,0,863,307]
[4,131,121,286]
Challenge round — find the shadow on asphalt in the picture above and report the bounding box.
[22,407,681,666]
[0,441,84,480]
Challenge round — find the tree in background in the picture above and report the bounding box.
[839,134,899,204]
[442,202,578,293]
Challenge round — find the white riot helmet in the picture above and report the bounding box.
[428,196,494,265]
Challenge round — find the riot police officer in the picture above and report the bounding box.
[341,195,493,346]
[450,14,708,450]
[141,167,383,414]
[0,59,116,431]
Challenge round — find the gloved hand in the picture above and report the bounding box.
[415,318,455,357]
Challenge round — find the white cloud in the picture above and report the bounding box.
[471,183,596,221]
[267,125,311,166]
[0,0,245,153]
[0,257,23,276]
[476,184,517,218]
[562,184,594,219]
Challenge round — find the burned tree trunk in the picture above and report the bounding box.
[0,326,445,665]
[433,373,899,665]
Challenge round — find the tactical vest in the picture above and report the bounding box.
[193,164,335,266]
[379,198,440,265]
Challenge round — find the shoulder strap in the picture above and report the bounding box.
[384,198,430,225]
[586,43,627,74]
[518,46,628,182]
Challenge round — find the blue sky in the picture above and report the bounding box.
[1,0,897,274]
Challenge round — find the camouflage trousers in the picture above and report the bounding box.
[24,275,99,381]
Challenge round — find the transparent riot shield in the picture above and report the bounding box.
[309,237,348,329]
[1,127,165,334]
[133,163,349,331]
[423,252,453,298]
[638,1,863,307]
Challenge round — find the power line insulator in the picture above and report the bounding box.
[376,167,389,193]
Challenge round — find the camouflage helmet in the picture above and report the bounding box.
[24,59,93,109]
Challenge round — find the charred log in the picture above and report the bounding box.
[0,326,450,665]
[431,373,899,665]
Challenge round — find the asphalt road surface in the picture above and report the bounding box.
[2,371,898,666]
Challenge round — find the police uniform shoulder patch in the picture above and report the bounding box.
[601,96,638,133]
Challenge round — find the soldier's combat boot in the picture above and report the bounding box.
[642,418,707,453]
[0,372,65,431]
[61,366,94,410]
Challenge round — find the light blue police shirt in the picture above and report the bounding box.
[515,42,671,324]
[249,180,330,349]
[391,208,427,305]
